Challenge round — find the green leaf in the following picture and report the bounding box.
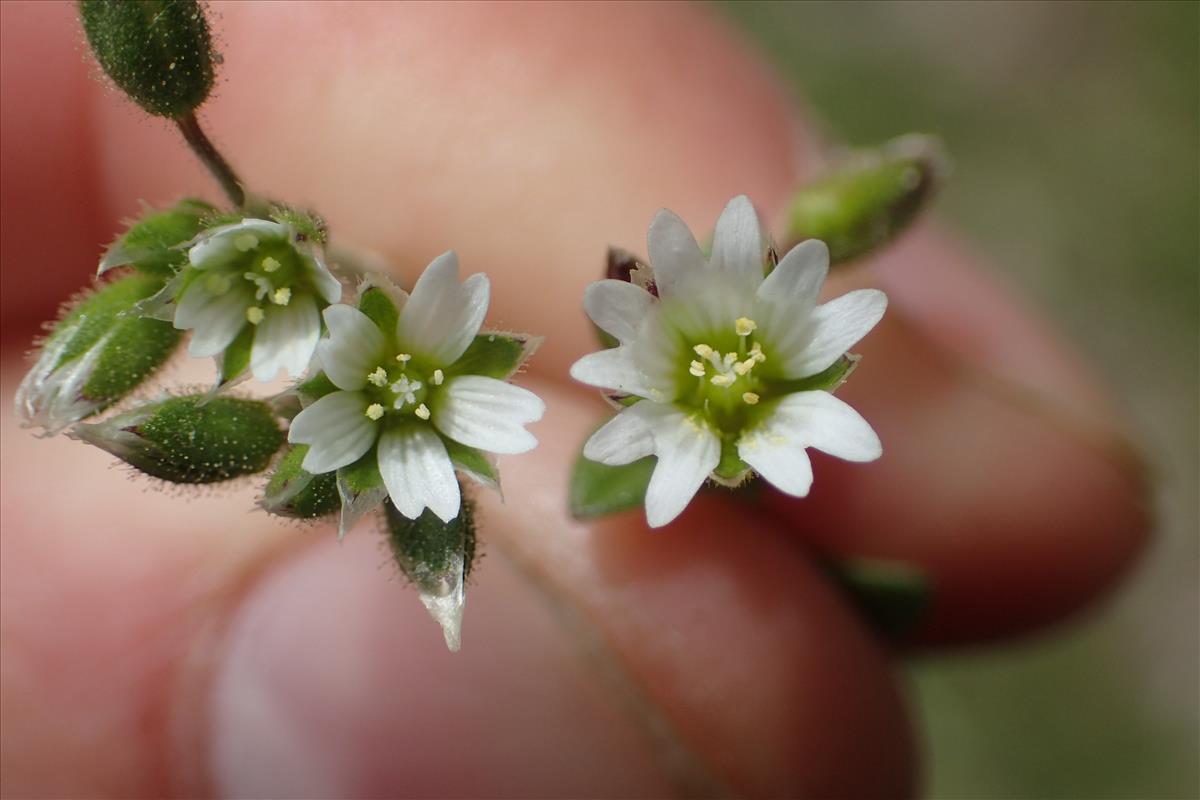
[295,372,338,403]
[785,134,946,265]
[357,287,398,338]
[443,438,499,489]
[262,444,339,519]
[73,395,284,484]
[100,198,216,277]
[447,332,538,379]
[824,558,932,641]
[569,448,656,520]
[217,324,254,386]
[79,0,216,118]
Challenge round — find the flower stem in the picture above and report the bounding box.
[174,112,245,208]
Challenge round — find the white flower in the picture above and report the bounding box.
[571,196,886,527]
[172,219,342,381]
[288,251,545,523]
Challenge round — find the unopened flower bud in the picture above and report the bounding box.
[384,494,477,652]
[16,274,182,435]
[785,134,948,264]
[262,444,339,519]
[73,395,284,483]
[79,0,216,118]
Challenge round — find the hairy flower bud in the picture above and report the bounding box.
[16,274,182,435]
[384,494,477,652]
[79,0,216,118]
[73,395,284,483]
[786,134,947,264]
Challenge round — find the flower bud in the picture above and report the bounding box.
[99,198,216,278]
[79,0,216,118]
[73,395,284,483]
[16,274,182,435]
[384,494,477,652]
[262,444,339,519]
[785,134,948,264]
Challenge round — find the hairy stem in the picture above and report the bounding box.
[174,112,245,208]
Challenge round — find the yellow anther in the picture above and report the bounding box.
[395,353,412,364]
[749,342,766,362]
[367,366,388,387]
[735,317,757,336]
[432,369,444,386]
[234,233,259,252]
[734,359,755,376]
[245,306,264,325]
[742,392,760,405]
[271,287,292,306]
[688,360,707,377]
[414,403,431,420]
[710,373,735,387]
[261,256,282,272]
[723,352,738,367]
[365,403,385,421]
[693,343,714,358]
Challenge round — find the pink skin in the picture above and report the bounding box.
[0,2,1146,797]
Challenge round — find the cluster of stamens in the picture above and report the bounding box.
[230,233,294,326]
[687,317,766,406]
[362,354,445,422]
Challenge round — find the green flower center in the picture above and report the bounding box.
[360,353,445,423]
[678,316,770,433]
[202,233,308,325]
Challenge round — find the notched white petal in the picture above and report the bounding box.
[319,304,388,391]
[433,375,544,455]
[290,390,378,473]
[646,208,706,297]
[582,402,657,466]
[783,289,888,378]
[395,251,490,366]
[377,425,461,523]
[709,195,765,285]
[643,407,720,528]
[583,280,656,345]
[569,347,659,398]
[251,294,320,381]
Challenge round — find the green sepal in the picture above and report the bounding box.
[384,491,476,651]
[217,325,254,387]
[270,206,327,245]
[774,355,858,395]
[447,332,540,380]
[335,448,387,538]
[295,373,339,403]
[712,438,751,484]
[73,395,284,484]
[99,198,216,277]
[443,438,499,490]
[823,558,932,641]
[262,444,340,519]
[79,0,216,118]
[785,134,947,265]
[569,445,656,520]
[358,287,399,339]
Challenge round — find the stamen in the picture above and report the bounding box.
[749,342,766,362]
[395,353,412,364]
[710,373,735,387]
[722,352,738,367]
[271,287,292,306]
[414,403,431,420]
[234,233,259,252]
[245,306,264,325]
[261,256,282,272]
[432,369,444,386]
[688,360,707,377]
[367,366,388,387]
[735,317,757,336]
[245,272,272,301]
[693,343,714,358]
[365,403,384,420]
[733,359,755,376]
[742,392,760,405]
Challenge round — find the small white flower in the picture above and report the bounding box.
[571,195,886,527]
[288,251,545,523]
[172,219,342,381]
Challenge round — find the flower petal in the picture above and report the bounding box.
[782,289,888,378]
[433,375,544,454]
[378,424,461,523]
[738,428,815,498]
[646,208,706,297]
[569,347,660,398]
[290,390,378,473]
[318,304,388,391]
[754,239,830,361]
[395,251,489,366]
[306,252,344,305]
[708,195,765,286]
[188,219,286,268]
[582,401,657,466]
[251,293,320,381]
[643,405,720,527]
[176,282,252,358]
[583,279,656,345]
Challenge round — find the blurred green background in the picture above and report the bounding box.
[718,2,1199,798]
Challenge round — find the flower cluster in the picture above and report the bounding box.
[571,196,886,527]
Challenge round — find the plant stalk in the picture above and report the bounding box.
[175,112,245,208]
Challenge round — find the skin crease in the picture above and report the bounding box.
[0,2,1149,798]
